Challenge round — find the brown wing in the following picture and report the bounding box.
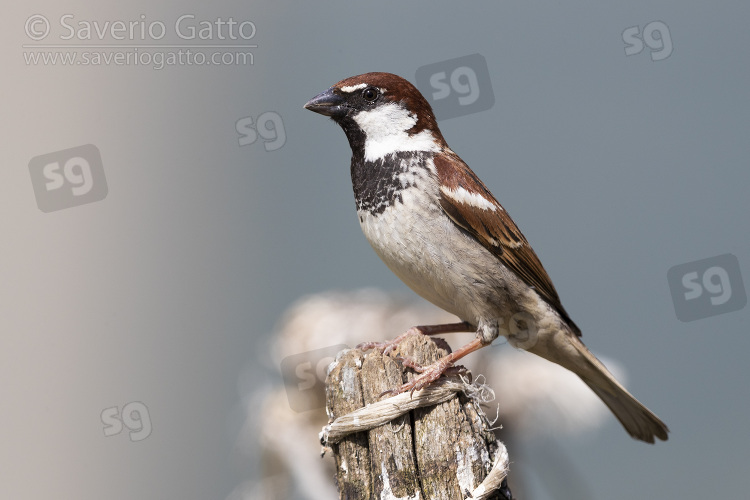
[433,151,581,335]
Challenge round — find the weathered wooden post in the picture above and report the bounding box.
[321,334,512,499]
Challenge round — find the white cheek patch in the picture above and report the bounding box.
[340,83,367,93]
[353,103,439,161]
[440,185,500,212]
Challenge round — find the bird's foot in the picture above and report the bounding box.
[381,355,467,397]
[356,326,423,356]
[357,321,474,356]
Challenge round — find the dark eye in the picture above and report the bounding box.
[362,87,379,102]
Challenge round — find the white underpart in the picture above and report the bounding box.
[340,83,368,93]
[352,102,439,162]
[440,185,500,211]
[357,158,559,341]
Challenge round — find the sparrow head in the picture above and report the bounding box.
[304,72,447,161]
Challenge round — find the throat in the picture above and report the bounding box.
[350,151,434,215]
[350,103,441,162]
[361,129,438,162]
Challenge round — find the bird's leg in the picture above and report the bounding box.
[385,337,487,396]
[399,356,468,377]
[357,321,473,356]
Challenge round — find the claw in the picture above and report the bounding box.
[381,357,457,396]
[356,322,475,357]
[375,337,486,400]
[378,387,398,399]
[356,340,390,352]
[356,327,424,355]
[398,356,427,372]
[357,339,400,356]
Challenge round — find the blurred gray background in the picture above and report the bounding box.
[3,1,749,499]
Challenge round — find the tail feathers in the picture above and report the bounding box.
[583,377,669,443]
[529,331,669,443]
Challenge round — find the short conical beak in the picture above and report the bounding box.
[304,88,345,117]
